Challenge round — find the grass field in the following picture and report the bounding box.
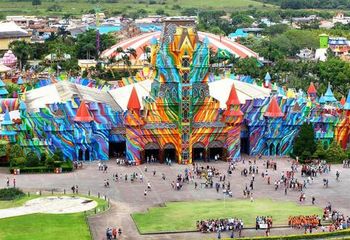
[0,0,274,18]
[132,199,323,234]
[0,194,107,240]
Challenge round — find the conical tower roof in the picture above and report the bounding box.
[74,100,93,122]
[1,107,12,125]
[226,83,240,106]
[307,82,317,94]
[264,97,284,118]
[324,83,337,102]
[127,87,141,110]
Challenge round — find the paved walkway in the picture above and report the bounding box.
[1,157,350,240]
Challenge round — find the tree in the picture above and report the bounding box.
[9,144,25,167]
[26,151,40,167]
[32,0,41,6]
[234,57,261,78]
[326,141,347,163]
[9,41,33,70]
[312,141,327,160]
[293,123,316,161]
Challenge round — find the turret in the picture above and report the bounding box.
[264,72,271,89]
[224,83,243,161]
[74,100,93,122]
[0,78,8,97]
[307,82,317,101]
[264,96,284,118]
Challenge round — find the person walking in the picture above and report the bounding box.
[312,196,315,205]
[13,178,16,188]
[336,171,340,181]
[6,177,9,187]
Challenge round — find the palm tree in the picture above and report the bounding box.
[9,40,32,70]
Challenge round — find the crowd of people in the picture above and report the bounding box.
[255,216,273,230]
[288,215,321,229]
[196,218,244,233]
[301,160,330,177]
[105,227,122,240]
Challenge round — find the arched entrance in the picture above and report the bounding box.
[85,148,90,161]
[109,141,126,158]
[192,142,206,161]
[276,143,280,156]
[144,142,161,163]
[78,148,83,161]
[269,143,275,156]
[208,141,225,161]
[163,143,177,163]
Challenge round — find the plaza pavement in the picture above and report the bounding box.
[1,156,350,240]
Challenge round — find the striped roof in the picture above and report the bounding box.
[101,31,258,60]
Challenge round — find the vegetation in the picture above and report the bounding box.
[258,0,350,9]
[0,194,108,240]
[0,188,25,201]
[132,199,322,233]
[292,123,316,161]
[0,0,272,18]
[8,146,73,173]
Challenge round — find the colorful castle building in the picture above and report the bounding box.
[1,19,350,165]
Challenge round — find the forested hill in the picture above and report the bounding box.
[257,0,350,9]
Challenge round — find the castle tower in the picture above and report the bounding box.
[264,72,271,89]
[307,82,317,102]
[0,78,8,98]
[264,96,284,156]
[125,87,144,165]
[336,90,350,149]
[224,83,243,161]
[0,107,17,143]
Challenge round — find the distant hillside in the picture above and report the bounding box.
[256,0,350,9]
[0,0,275,18]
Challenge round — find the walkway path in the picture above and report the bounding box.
[1,157,350,239]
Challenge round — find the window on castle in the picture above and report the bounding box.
[183,72,188,82]
[182,58,190,67]
[182,134,189,142]
[183,110,188,119]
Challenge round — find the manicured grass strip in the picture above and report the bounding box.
[0,213,91,240]
[132,199,322,234]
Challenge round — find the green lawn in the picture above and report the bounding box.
[132,199,323,234]
[0,194,108,240]
[0,0,274,17]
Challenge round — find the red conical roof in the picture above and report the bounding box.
[340,96,346,105]
[127,87,141,110]
[226,83,240,106]
[264,97,284,118]
[74,100,93,122]
[307,82,317,94]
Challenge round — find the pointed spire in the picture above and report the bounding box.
[319,94,325,104]
[307,82,317,94]
[264,72,271,88]
[2,107,13,125]
[19,101,27,111]
[224,83,243,118]
[324,83,337,102]
[340,96,346,106]
[226,83,240,106]
[264,97,284,118]
[127,87,141,111]
[344,90,350,110]
[0,79,5,87]
[17,76,24,85]
[74,100,93,122]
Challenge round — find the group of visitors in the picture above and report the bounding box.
[105,227,122,240]
[288,215,321,229]
[266,160,277,170]
[196,218,244,233]
[342,160,350,168]
[6,177,16,188]
[255,216,273,230]
[301,161,330,177]
[98,161,108,173]
[73,161,83,169]
[146,155,158,164]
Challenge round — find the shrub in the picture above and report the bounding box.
[0,188,25,201]
[26,151,40,167]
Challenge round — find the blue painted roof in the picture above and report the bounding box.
[0,88,8,96]
[228,29,248,39]
[323,84,337,102]
[2,108,12,125]
[19,101,27,111]
[17,76,24,85]
[0,130,16,136]
[265,72,271,81]
[319,95,325,104]
[344,90,350,110]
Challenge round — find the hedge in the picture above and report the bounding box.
[9,161,73,174]
[224,228,350,240]
[0,188,25,201]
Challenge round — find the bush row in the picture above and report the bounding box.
[9,161,73,174]
[0,188,25,201]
